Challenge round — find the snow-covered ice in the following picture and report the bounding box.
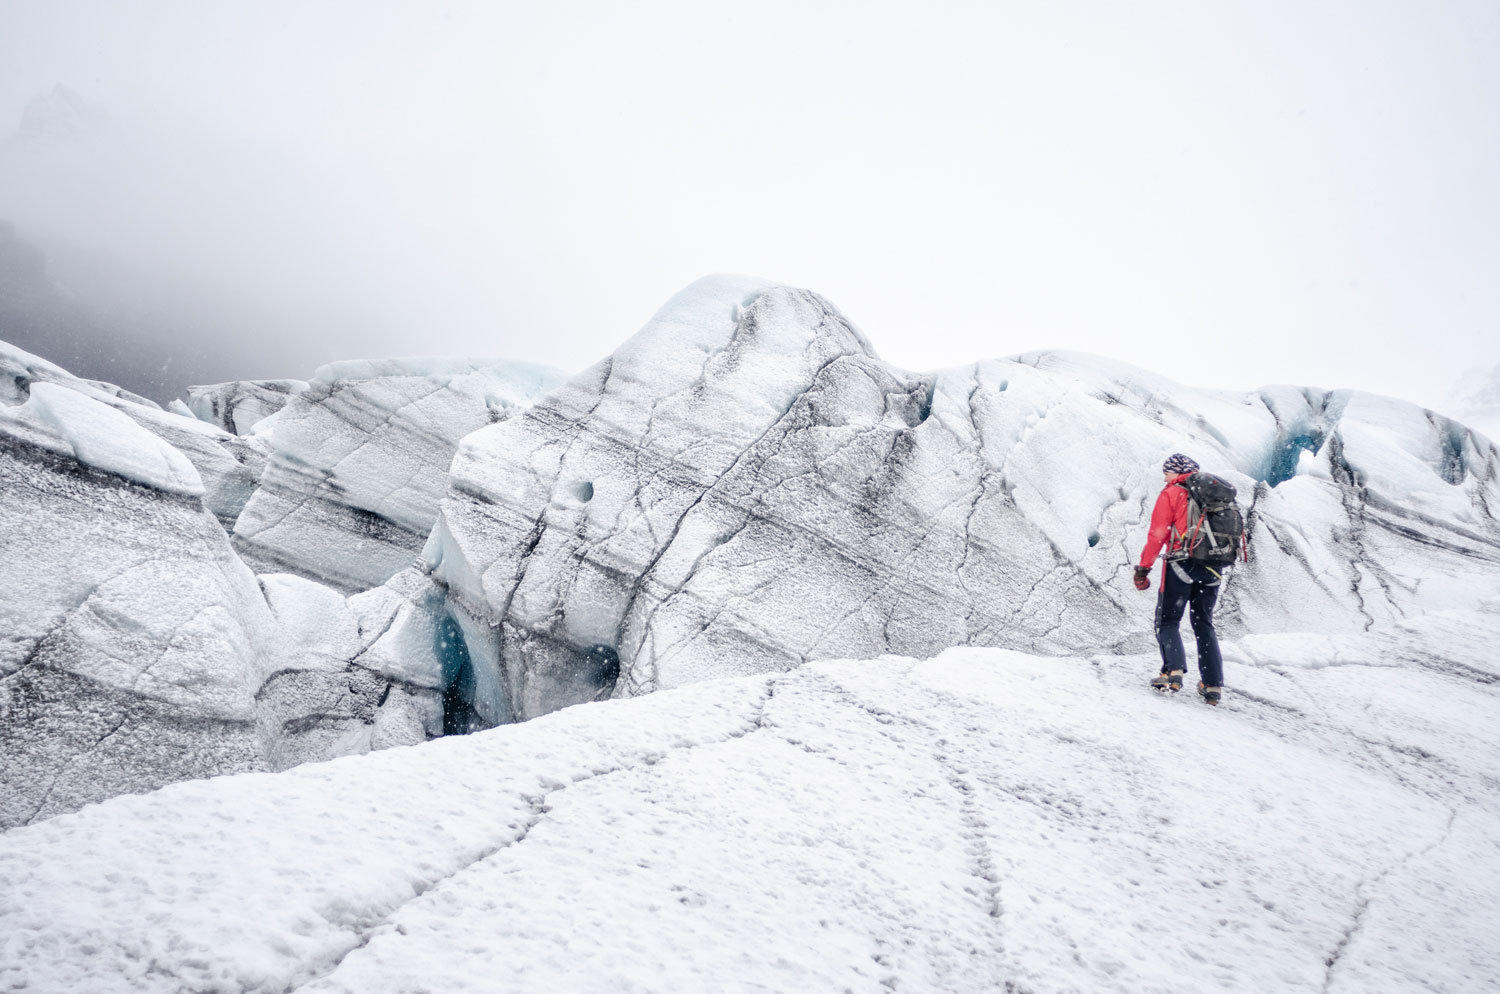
[0,392,270,826]
[2,638,1496,994]
[1,338,273,526]
[0,382,204,495]
[230,356,567,591]
[186,378,310,435]
[0,357,444,826]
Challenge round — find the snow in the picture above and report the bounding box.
[0,382,203,495]
[2,643,1496,994]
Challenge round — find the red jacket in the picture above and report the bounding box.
[1139,474,1191,568]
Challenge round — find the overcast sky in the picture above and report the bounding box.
[1,1,1497,416]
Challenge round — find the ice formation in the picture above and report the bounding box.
[418,277,1500,723]
[186,378,309,435]
[2,340,271,527]
[0,346,444,827]
[1,383,204,495]
[229,357,567,591]
[0,391,267,826]
[3,275,1500,991]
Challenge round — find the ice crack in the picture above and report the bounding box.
[285,677,776,993]
[1321,807,1460,993]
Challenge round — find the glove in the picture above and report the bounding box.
[1133,566,1151,591]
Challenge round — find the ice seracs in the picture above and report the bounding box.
[1,382,204,495]
[253,571,445,772]
[1,338,272,527]
[0,346,445,827]
[229,356,567,591]
[417,278,1500,725]
[186,378,309,435]
[0,383,269,827]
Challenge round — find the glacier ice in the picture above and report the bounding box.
[186,377,309,435]
[0,407,270,827]
[419,277,1500,723]
[1,338,272,527]
[0,353,444,827]
[254,572,442,772]
[0,382,205,495]
[229,356,567,591]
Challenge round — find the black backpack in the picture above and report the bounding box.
[1173,473,1245,565]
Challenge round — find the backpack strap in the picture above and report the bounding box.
[1171,483,1207,558]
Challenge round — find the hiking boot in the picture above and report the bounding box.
[1151,670,1185,693]
[1197,682,1222,706]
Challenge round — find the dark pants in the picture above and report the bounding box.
[1155,559,1224,688]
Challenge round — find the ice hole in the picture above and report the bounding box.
[913,380,935,426]
[1437,421,1467,485]
[436,614,479,736]
[1263,431,1324,487]
[1087,532,1101,548]
[6,375,31,405]
[582,644,621,699]
[572,480,594,502]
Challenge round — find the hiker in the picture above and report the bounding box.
[1133,453,1229,706]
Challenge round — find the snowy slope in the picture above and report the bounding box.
[3,635,1497,994]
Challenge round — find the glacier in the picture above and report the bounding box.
[5,275,1500,829]
[2,274,1499,991]
[416,276,1500,723]
[2,339,272,528]
[0,380,269,826]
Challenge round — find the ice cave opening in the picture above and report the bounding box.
[436,614,479,736]
[1263,431,1325,488]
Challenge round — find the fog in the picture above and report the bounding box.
[2,1,1497,416]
